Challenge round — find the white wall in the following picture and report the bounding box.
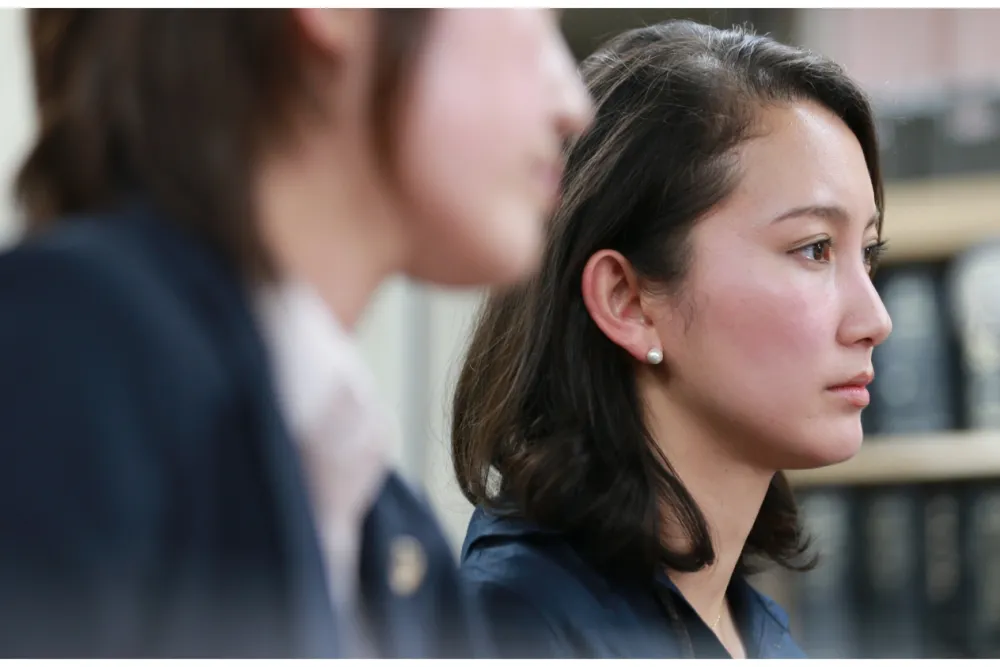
[0,8,33,243]
[0,8,481,553]
[419,287,486,548]
[355,281,485,551]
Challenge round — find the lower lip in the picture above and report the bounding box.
[828,385,870,408]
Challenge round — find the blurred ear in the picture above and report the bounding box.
[581,249,662,363]
[292,9,371,60]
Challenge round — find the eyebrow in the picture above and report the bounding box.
[771,204,880,231]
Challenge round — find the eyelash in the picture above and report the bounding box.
[796,238,889,273]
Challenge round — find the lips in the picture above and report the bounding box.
[828,370,874,390]
[827,371,874,409]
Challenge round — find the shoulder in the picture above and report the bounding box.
[0,217,229,534]
[753,587,793,629]
[0,216,241,463]
[462,507,604,591]
[739,579,807,658]
[460,507,617,625]
[0,215,230,388]
[3,208,206,304]
[736,575,794,633]
[459,507,642,658]
[2,218,174,337]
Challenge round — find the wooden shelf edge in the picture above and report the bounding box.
[787,430,1000,488]
[881,173,1000,264]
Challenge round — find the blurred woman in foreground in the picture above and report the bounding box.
[0,9,591,658]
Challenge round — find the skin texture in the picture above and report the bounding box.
[258,9,593,329]
[581,100,892,658]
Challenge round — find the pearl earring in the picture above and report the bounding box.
[646,347,663,365]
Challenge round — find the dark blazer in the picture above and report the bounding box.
[0,199,477,659]
[460,506,807,659]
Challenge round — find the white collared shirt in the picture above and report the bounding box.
[254,281,392,616]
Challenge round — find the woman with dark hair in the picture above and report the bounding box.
[452,19,892,659]
[0,8,591,658]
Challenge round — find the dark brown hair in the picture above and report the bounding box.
[14,9,433,279]
[452,20,883,581]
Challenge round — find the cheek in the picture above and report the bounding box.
[402,10,546,197]
[402,96,516,214]
[691,275,834,391]
[390,25,552,284]
[396,106,544,285]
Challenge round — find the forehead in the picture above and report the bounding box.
[428,9,554,54]
[414,9,562,99]
[714,101,877,229]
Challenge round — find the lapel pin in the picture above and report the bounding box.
[389,534,427,597]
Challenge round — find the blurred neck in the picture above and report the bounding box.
[255,133,410,330]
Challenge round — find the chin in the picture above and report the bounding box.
[778,417,864,470]
[412,209,544,288]
[408,241,535,288]
[485,219,546,285]
[470,236,544,287]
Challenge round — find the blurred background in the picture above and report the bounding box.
[1,7,999,659]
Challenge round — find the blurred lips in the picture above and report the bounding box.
[540,159,564,206]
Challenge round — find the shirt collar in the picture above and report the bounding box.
[253,280,393,607]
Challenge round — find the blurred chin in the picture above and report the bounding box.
[410,205,545,287]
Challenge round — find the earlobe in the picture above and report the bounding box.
[581,249,663,364]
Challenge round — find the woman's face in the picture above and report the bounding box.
[652,100,892,471]
[397,9,593,287]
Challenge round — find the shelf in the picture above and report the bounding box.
[786,430,1000,488]
[882,173,1000,264]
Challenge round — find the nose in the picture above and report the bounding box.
[838,268,893,349]
[550,34,595,140]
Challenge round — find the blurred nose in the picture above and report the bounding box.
[549,32,594,140]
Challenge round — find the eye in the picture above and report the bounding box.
[796,239,833,263]
[864,239,889,274]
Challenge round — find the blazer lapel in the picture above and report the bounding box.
[131,201,341,657]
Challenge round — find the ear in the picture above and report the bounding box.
[292,9,370,59]
[581,249,662,364]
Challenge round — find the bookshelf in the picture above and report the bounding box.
[787,430,1000,487]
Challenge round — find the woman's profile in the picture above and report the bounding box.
[452,19,892,659]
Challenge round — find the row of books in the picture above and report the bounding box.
[792,481,1000,658]
[867,248,1000,434]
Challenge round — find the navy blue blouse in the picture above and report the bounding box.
[460,507,807,659]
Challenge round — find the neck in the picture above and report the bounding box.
[641,377,775,626]
[255,134,409,331]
